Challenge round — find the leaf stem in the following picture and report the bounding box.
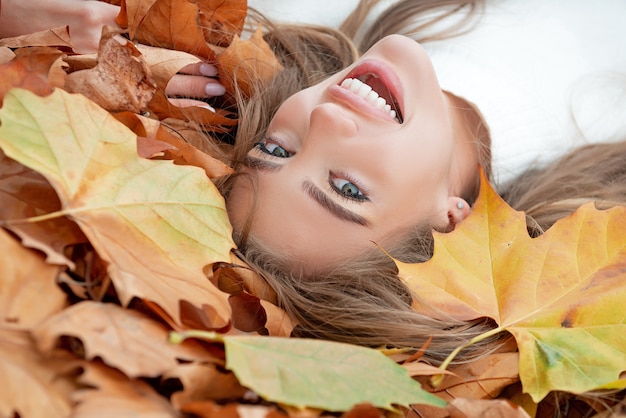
[168,329,224,345]
[0,210,70,225]
[431,326,505,386]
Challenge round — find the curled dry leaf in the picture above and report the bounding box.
[65,27,156,113]
[196,0,248,47]
[0,88,235,328]
[0,150,87,267]
[397,171,626,401]
[32,301,219,378]
[0,228,67,329]
[122,0,214,59]
[217,25,284,97]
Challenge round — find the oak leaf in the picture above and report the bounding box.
[396,171,626,401]
[0,88,235,327]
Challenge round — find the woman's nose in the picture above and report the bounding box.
[308,103,358,140]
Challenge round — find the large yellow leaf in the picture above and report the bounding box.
[396,172,626,401]
[0,88,235,328]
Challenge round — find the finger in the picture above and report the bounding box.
[178,62,219,77]
[165,74,226,98]
[168,98,216,112]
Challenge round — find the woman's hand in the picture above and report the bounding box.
[0,0,226,104]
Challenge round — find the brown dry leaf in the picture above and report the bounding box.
[114,111,234,176]
[72,360,177,417]
[0,150,87,267]
[33,301,218,378]
[447,398,531,418]
[422,352,520,401]
[124,0,214,58]
[65,27,156,113]
[0,47,60,105]
[217,25,284,97]
[166,362,247,408]
[260,300,296,337]
[0,228,67,329]
[196,0,248,47]
[0,328,75,418]
[0,26,73,50]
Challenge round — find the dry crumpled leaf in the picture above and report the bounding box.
[33,301,218,378]
[446,398,531,418]
[196,0,248,47]
[65,27,156,113]
[0,150,87,267]
[396,171,626,401]
[121,0,214,58]
[0,228,67,329]
[217,25,284,97]
[0,88,235,328]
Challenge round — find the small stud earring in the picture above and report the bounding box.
[456,201,465,210]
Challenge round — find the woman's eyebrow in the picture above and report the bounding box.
[302,180,368,227]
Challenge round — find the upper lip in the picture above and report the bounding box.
[334,59,404,123]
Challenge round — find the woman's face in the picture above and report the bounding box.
[227,35,477,272]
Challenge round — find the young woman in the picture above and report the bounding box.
[221,0,626,361]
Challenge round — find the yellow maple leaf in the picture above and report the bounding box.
[0,88,235,328]
[396,170,626,401]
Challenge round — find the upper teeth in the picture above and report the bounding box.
[340,77,398,121]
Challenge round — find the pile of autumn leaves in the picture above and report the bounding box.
[0,1,625,417]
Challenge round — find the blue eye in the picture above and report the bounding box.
[331,177,367,201]
[254,141,292,158]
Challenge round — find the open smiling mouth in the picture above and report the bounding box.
[339,74,404,123]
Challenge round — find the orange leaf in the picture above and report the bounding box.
[126,0,214,58]
[216,25,283,97]
[196,0,247,47]
[33,301,219,378]
[0,26,73,50]
[0,47,60,105]
[65,27,156,113]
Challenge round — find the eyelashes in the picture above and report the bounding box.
[250,137,370,202]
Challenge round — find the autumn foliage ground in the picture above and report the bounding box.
[0,1,625,417]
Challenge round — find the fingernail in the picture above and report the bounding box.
[199,63,218,77]
[199,104,216,113]
[205,83,226,96]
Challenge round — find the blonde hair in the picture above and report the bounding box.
[221,0,626,363]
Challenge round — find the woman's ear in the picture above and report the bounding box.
[445,197,471,232]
